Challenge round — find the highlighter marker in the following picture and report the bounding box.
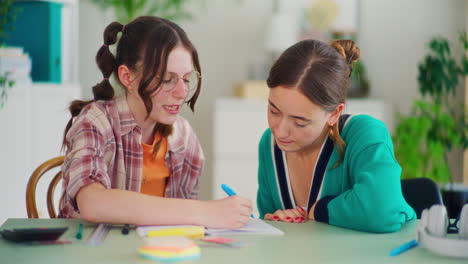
[389,239,418,256]
[75,223,83,240]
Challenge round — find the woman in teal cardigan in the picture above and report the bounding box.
[257,39,415,233]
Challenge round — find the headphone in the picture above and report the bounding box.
[417,204,468,258]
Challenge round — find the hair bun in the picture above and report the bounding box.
[330,39,360,64]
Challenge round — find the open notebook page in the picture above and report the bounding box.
[136,218,284,237]
[206,218,284,236]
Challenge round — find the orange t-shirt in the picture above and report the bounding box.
[141,135,170,197]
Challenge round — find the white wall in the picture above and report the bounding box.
[78,0,466,199]
[180,1,274,199]
[360,0,466,114]
[78,1,113,97]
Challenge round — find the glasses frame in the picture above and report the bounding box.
[158,71,201,94]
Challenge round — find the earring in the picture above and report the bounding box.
[328,123,334,137]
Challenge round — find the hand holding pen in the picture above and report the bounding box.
[199,184,253,229]
[221,184,254,218]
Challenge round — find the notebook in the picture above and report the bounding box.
[136,218,284,237]
[206,218,284,236]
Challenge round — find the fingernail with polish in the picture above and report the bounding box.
[296,206,306,214]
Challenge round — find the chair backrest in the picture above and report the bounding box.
[401,177,443,219]
[26,156,64,218]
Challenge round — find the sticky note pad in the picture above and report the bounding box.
[143,236,196,248]
[138,236,201,262]
[147,226,205,239]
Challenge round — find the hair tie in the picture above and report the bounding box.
[102,44,108,48]
[121,24,126,33]
[347,54,354,78]
[347,54,354,64]
[103,77,109,81]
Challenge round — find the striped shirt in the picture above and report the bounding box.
[58,95,204,218]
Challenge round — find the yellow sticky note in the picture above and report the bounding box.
[147,226,205,239]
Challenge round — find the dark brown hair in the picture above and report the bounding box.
[63,16,202,156]
[267,39,360,166]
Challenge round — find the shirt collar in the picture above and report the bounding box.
[115,93,139,135]
[166,116,185,154]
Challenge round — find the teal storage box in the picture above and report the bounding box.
[6,1,62,83]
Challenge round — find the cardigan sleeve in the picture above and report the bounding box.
[314,116,416,232]
[257,129,278,219]
[329,143,415,232]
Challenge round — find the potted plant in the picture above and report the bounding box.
[348,59,370,98]
[393,33,468,218]
[0,0,21,110]
[88,0,205,23]
[0,72,14,110]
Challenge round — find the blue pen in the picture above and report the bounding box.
[221,184,254,218]
[389,239,418,256]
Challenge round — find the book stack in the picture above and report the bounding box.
[0,46,32,85]
[138,236,201,262]
[234,80,269,99]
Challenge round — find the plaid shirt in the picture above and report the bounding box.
[58,95,204,218]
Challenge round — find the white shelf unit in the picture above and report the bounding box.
[213,97,394,216]
[0,83,81,222]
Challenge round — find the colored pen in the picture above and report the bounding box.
[389,239,418,256]
[75,223,83,240]
[221,184,254,218]
[121,224,130,235]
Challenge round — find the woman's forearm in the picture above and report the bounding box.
[76,182,253,229]
[76,183,205,226]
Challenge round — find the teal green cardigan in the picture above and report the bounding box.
[257,115,416,233]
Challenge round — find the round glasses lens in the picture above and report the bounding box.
[187,71,200,91]
[185,72,199,101]
[160,78,177,92]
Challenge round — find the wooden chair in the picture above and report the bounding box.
[26,156,64,218]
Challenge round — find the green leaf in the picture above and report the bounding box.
[394,76,467,184]
[87,0,204,23]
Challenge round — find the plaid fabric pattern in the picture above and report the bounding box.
[58,95,204,218]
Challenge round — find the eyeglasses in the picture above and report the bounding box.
[159,71,200,98]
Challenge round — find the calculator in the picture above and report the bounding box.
[0,227,68,243]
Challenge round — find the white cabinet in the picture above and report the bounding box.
[0,83,81,222]
[212,97,394,216]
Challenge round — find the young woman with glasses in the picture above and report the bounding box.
[59,16,252,229]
